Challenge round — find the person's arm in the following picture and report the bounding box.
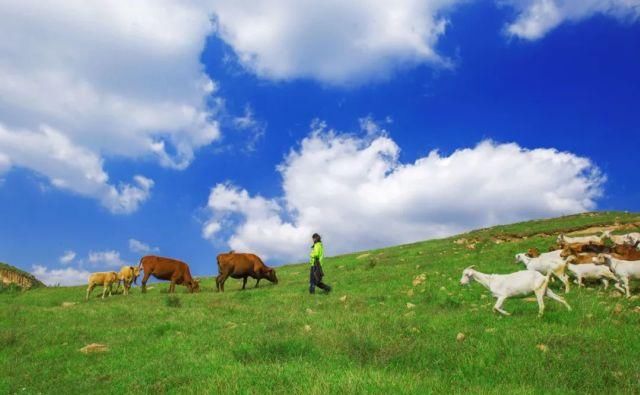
[309,243,318,265]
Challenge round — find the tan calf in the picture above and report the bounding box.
[115,266,141,295]
[86,272,118,300]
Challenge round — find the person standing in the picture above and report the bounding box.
[309,233,331,294]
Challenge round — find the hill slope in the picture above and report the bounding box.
[2,211,640,394]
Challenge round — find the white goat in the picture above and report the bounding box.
[601,230,636,245]
[459,266,571,316]
[557,233,602,245]
[515,250,570,293]
[624,232,640,246]
[593,254,640,297]
[564,255,618,289]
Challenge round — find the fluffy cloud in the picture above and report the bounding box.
[129,239,160,255]
[0,125,153,213]
[32,265,90,286]
[59,250,77,265]
[87,250,127,268]
[203,121,604,262]
[502,0,640,40]
[210,0,455,85]
[0,1,220,212]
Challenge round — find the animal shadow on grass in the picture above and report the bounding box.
[165,296,181,308]
[233,338,318,364]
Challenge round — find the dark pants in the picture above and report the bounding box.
[309,265,331,294]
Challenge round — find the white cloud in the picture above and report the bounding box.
[203,120,604,262]
[210,0,456,85]
[0,124,154,213]
[502,0,640,40]
[0,1,220,212]
[87,250,127,268]
[59,250,77,265]
[129,238,160,254]
[32,265,90,286]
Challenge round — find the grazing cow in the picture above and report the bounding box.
[86,272,118,300]
[115,266,140,295]
[216,252,278,292]
[139,256,200,293]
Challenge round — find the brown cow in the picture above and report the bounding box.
[139,256,200,293]
[216,252,278,292]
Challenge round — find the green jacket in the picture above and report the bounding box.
[310,242,324,265]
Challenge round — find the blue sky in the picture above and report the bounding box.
[0,1,638,285]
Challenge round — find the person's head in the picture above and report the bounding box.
[312,233,321,243]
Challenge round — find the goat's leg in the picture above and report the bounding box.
[622,277,631,298]
[535,288,546,317]
[545,288,571,311]
[101,284,108,299]
[601,278,609,290]
[554,270,570,293]
[612,275,626,296]
[493,296,511,316]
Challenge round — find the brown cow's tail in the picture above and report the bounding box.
[138,257,144,272]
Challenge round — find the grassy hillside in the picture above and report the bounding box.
[2,211,640,394]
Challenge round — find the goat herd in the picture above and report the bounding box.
[460,230,640,316]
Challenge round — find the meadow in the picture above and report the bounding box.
[2,211,640,394]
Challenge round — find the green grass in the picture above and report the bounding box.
[2,211,640,394]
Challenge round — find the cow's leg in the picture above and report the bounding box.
[141,271,151,293]
[217,271,230,292]
[255,278,261,288]
[101,283,108,299]
[242,277,247,290]
[86,283,95,301]
[124,282,130,295]
[215,275,221,292]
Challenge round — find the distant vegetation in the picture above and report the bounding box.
[1,211,640,393]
